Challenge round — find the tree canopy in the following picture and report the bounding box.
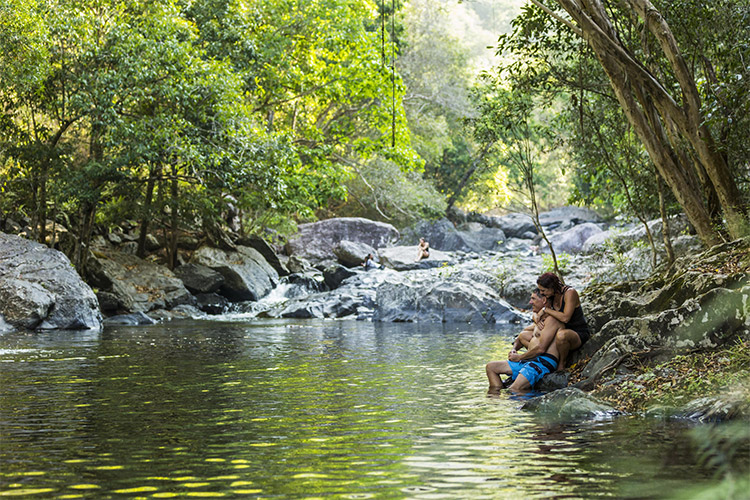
[0,0,747,265]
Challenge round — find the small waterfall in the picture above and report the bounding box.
[222,275,324,320]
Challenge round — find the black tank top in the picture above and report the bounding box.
[556,285,590,344]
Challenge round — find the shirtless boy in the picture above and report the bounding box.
[485,289,563,392]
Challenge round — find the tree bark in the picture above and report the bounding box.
[657,174,675,266]
[137,164,161,258]
[552,0,724,246]
[168,164,179,270]
[445,141,494,213]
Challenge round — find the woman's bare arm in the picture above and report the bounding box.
[543,288,579,324]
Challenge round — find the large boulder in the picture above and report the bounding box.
[546,222,604,255]
[173,263,224,294]
[262,287,375,320]
[538,206,603,231]
[492,213,537,239]
[237,234,289,277]
[378,245,452,271]
[323,263,360,289]
[258,270,389,320]
[87,251,194,314]
[585,284,750,357]
[191,245,279,301]
[373,272,526,323]
[0,232,101,330]
[582,215,691,254]
[0,278,55,329]
[581,239,750,347]
[285,217,399,264]
[333,240,377,267]
[401,218,505,252]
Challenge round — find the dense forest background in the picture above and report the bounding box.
[1,0,748,271]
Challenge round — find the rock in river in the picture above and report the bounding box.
[0,232,102,330]
[285,217,399,264]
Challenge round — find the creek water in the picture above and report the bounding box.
[0,319,720,498]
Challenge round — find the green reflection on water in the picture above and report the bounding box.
[0,320,719,498]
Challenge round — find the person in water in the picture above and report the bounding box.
[485,289,562,392]
[535,272,591,371]
[415,237,430,261]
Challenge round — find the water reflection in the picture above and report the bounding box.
[0,319,717,498]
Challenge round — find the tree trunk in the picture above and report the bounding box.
[657,175,675,266]
[168,164,179,270]
[38,162,48,245]
[73,202,97,274]
[553,0,722,246]
[445,141,494,213]
[628,0,747,239]
[137,164,160,258]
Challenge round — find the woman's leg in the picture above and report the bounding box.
[516,324,534,349]
[554,328,582,371]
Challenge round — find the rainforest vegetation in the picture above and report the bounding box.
[1,0,748,271]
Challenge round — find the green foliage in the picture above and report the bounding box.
[599,339,750,412]
[587,234,651,283]
[492,254,521,294]
[542,252,570,275]
[0,0,425,257]
[660,0,750,199]
[335,156,446,227]
[497,0,749,241]
[469,73,567,212]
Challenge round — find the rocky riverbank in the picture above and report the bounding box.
[1,207,748,424]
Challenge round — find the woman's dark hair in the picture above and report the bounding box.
[537,272,563,295]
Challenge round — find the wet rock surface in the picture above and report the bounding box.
[0,232,101,331]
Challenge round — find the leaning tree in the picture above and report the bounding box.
[530,0,747,246]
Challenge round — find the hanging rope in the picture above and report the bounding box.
[391,0,396,147]
[380,0,385,66]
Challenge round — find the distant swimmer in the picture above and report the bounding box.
[415,237,430,262]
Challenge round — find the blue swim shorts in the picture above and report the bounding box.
[508,353,559,388]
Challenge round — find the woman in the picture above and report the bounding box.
[536,272,590,371]
[415,237,430,261]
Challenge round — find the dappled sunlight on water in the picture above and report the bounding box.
[0,320,717,498]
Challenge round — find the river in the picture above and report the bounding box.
[0,319,719,498]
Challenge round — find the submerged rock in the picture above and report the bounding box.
[195,293,230,315]
[0,232,101,331]
[535,371,570,392]
[521,387,620,420]
[103,312,156,326]
[672,395,750,422]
